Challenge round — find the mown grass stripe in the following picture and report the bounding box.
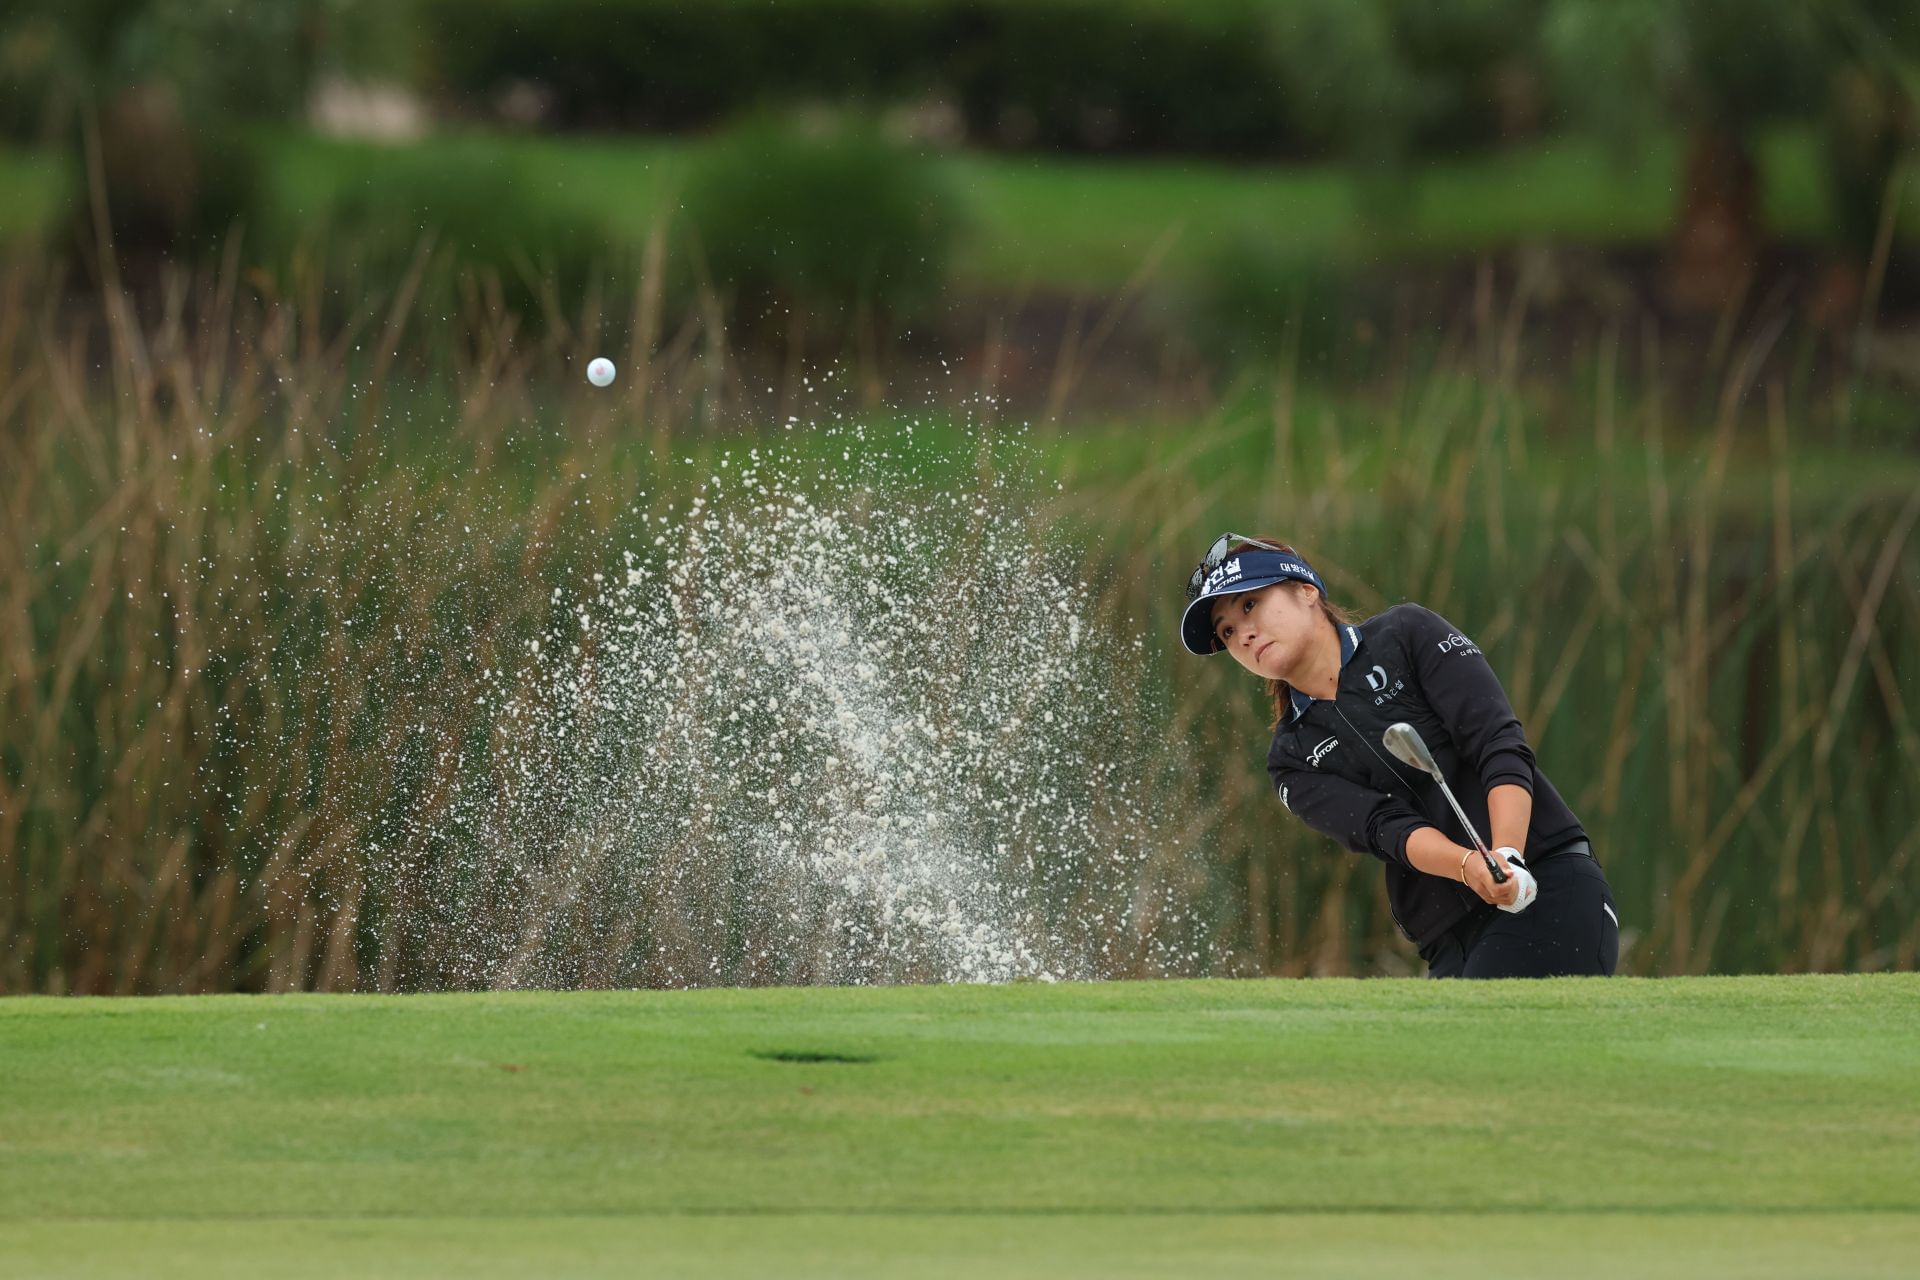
[5,976,1917,1224]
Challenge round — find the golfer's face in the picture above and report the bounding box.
[1211,584,1314,677]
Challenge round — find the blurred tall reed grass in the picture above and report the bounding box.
[2,241,1916,992]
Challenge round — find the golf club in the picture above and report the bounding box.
[1382,722,1507,885]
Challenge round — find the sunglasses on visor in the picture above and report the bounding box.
[1185,533,1294,602]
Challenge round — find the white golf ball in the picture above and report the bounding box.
[586,357,616,388]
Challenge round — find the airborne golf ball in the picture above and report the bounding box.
[587,357,616,387]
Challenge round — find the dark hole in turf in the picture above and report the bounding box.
[750,1050,878,1064]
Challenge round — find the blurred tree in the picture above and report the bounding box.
[1268,0,1435,210]
[0,0,320,255]
[1822,1,1920,261]
[1541,0,1914,312]
[1390,0,1555,144]
[1265,1,1550,224]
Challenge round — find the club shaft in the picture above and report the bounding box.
[1432,776,1508,885]
[1383,724,1509,886]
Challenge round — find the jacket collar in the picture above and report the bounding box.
[1285,623,1363,725]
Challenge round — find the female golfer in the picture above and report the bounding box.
[1182,534,1619,978]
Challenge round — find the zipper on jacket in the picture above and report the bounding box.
[1333,700,1421,798]
[1322,697,1423,940]
[1331,695,1483,928]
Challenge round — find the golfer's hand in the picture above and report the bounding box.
[1464,847,1523,907]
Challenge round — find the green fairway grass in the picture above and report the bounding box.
[5,1213,1915,1279]
[5,976,1918,1276]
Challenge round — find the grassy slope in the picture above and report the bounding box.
[3,128,1885,293]
[266,129,1844,291]
[0,147,66,241]
[950,131,1839,287]
[4,977,1918,1277]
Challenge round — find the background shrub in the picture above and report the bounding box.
[679,117,962,320]
[1179,227,1374,371]
[271,142,616,321]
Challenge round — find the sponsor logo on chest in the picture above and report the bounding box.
[1363,663,1407,707]
[1307,736,1340,768]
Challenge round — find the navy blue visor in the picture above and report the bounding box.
[1180,549,1326,656]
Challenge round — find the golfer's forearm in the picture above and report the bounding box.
[1404,826,1475,881]
[1487,784,1532,854]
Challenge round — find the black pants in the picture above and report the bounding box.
[1422,845,1619,979]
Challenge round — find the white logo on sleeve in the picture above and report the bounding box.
[1436,633,1481,657]
[1308,737,1339,767]
[1279,785,1291,811]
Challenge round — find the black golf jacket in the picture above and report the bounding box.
[1266,603,1585,951]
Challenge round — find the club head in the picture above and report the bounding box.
[1382,722,1440,779]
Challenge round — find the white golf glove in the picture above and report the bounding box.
[1493,847,1538,914]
